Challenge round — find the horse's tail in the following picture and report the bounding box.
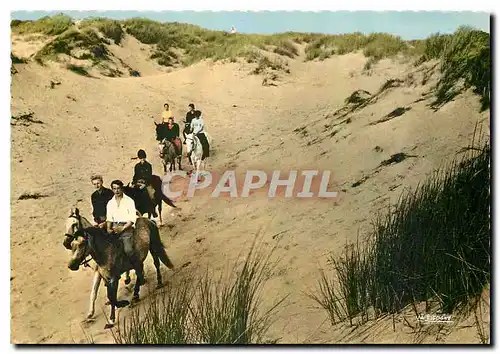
[148,220,175,269]
[162,194,177,208]
[151,175,177,209]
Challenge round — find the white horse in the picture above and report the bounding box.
[186,132,211,180]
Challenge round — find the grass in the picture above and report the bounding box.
[427,27,490,111]
[34,27,110,64]
[112,238,287,344]
[66,64,90,76]
[11,53,27,64]
[304,32,406,61]
[14,15,491,110]
[310,129,490,330]
[11,13,73,35]
[80,18,124,44]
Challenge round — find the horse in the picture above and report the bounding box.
[185,133,211,180]
[63,208,174,328]
[158,138,182,173]
[124,175,177,225]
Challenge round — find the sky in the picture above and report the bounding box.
[10,10,490,40]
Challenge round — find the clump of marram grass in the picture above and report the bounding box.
[11,13,73,35]
[304,32,406,61]
[34,28,110,64]
[112,239,287,344]
[430,26,490,111]
[80,18,124,44]
[310,130,490,328]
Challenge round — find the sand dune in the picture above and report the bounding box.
[10,30,490,344]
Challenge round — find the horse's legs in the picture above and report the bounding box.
[105,277,127,328]
[87,270,101,319]
[132,263,146,301]
[157,198,163,225]
[151,251,164,289]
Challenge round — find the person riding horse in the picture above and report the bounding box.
[90,174,114,228]
[189,110,210,161]
[132,149,157,217]
[155,103,173,141]
[183,103,201,144]
[163,117,182,156]
[106,180,145,286]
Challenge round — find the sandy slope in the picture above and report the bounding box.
[10,38,490,344]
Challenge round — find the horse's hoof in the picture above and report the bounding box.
[104,323,114,330]
[116,300,130,308]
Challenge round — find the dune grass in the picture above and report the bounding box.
[15,15,490,110]
[309,130,490,328]
[80,18,124,45]
[304,32,407,61]
[428,27,490,111]
[112,239,287,344]
[34,27,110,64]
[11,13,73,36]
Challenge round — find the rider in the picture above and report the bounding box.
[183,103,200,144]
[132,149,156,216]
[155,103,172,141]
[162,103,173,124]
[90,174,114,228]
[164,117,181,155]
[190,110,210,160]
[106,179,145,285]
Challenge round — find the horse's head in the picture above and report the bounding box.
[158,139,167,158]
[64,207,91,271]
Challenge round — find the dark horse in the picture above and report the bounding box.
[124,174,177,225]
[64,208,174,328]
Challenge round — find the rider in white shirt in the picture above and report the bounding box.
[106,180,144,285]
[189,111,210,160]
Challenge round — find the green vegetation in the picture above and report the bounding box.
[34,28,110,64]
[304,32,406,61]
[80,18,124,44]
[11,13,73,35]
[66,63,90,76]
[14,15,490,109]
[424,27,490,111]
[112,240,287,344]
[310,131,490,328]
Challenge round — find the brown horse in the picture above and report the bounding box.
[63,208,174,328]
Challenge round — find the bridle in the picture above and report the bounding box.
[65,213,93,268]
[158,139,173,158]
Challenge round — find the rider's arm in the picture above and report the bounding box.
[123,197,137,230]
[106,199,114,233]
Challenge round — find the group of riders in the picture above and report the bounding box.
[155,102,210,162]
[84,102,211,274]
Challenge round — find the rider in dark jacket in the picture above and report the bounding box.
[183,103,201,143]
